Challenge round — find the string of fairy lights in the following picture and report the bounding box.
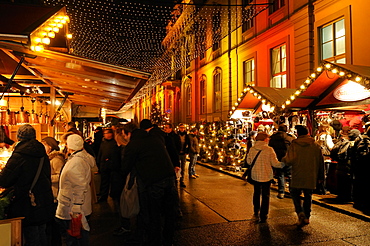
[42,0,269,111]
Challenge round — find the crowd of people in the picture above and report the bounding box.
[0,120,199,246]
[0,118,369,245]
[242,121,370,227]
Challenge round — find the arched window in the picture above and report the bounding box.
[200,75,207,114]
[213,68,222,112]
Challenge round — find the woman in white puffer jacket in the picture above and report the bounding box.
[55,134,96,246]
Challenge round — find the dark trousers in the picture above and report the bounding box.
[253,181,271,219]
[23,223,47,246]
[179,154,187,182]
[136,177,179,246]
[290,188,313,219]
[99,167,112,200]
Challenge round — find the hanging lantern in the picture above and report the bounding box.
[30,98,39,124]
[16,94,29,125]
[1,110,16,126]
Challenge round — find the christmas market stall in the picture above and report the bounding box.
[282,62,370,137]
[228,85,296,136]
[196,86,295,171]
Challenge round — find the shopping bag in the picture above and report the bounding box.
[120,173,140,218]
[67,213,82,238]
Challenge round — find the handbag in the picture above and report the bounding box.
[120,172,140,218]
[243,150,262,185]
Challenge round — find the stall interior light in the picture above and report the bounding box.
[332,68,338,74]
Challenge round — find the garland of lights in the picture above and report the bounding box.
[42,0,269,111]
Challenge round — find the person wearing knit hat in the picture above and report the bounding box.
[56,133,97,245]
[0,124,54,245]
[42,137,60,152]
[66,134,84,151]
[242,131,282,223]
[17,124,36,141]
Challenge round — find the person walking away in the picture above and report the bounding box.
[113,122,138,237]
[163,123,181,180]
[92,126,103,158]
[122,119,179,246]
[96,128,121,203]
[42,136,66,246]
[242,132,283,223]
[0,124,54,246]
[177,123,190,187]
[282,125,325,228]
[246,131,257,154]
[188,128,200,179]
[55,134,96,246]
[268,124,294,199]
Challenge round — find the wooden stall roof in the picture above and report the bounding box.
[0,3,151,111]
[285,62,370,112]
[229,86,295,118]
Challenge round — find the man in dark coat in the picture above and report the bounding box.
[0,124,54,246]
[163,123,181,171]
[269,124,294,199]
[177,123,190,187]
[97,128,121,202]
[122,119,178,246]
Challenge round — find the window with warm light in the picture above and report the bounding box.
[186,84,192,117]
[269,0,285,14]
[213,68,222,112]
[271,44,287,88]
[200,76,207,114]
[320,18,346,64]
[243,58,255,86]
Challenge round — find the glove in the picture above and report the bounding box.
[71,204,82,214]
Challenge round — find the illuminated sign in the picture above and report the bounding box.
[333,81,370,102]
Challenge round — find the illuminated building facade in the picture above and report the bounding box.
[132,0,370,125]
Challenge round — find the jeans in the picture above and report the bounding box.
[179,154,187,182]
[290,188,313,219]
[56,217,90,246]
[23,224,47,246]
[275,166,291,194]
[188,153,198,176]
[253,181,271,219]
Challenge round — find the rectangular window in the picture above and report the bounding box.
[321,18,345,64]
[271,44,287,88]
[269,0,285,14]
[243,59,255,86]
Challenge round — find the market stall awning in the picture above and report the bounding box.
[284,62,370,111]
[229,86,296,119]
[0,3,151,111]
